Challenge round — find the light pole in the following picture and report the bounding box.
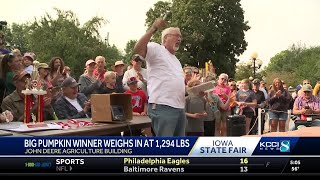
[247,52,262,79]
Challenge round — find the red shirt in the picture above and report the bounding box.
[93,69,106,81]
[125,90,147,113]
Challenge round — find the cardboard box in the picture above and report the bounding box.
[91,94,132,122]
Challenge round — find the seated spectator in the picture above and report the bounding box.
[53,77,91,119]
[293,84,320,121]
[1,71,54,121]
[298,79,311,97]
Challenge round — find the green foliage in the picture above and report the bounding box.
[145,0,249,77]
[234,64,252,80]
[265,44,320,87]
[4,9,122,79]
[124,40,137,64]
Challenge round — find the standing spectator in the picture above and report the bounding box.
[134,18,185,136]
[22,52,35,74]
[185,79,208,136]
[0,53,22,95]
[11,49,23,69]
[38,63,52,91]
[235,79,257,134]
[251,79,266,134]
[79,59,101,98]
[260,80,268,95]
[48,57,66,102]
[228,80,238,115]
[124,77,147,116]
[112,60,126,93]
[212,73,231,136]
[94,56,106,81]
[267,78,292,132]
[312,80,320,97]
[96,71,118,94]
[123,54,148,96]
[183,67,193,86]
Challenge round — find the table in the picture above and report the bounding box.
[3,116,151,136]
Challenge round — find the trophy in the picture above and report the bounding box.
[22,61,47,124]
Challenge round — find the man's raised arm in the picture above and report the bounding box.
[133,18,166,58]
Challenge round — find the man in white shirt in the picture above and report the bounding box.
[134,18,185,136]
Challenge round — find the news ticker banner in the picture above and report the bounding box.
[0,157,318,174]
[0,137,319,156]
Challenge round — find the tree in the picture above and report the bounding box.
[124,40,137,64]
[234,64,252,81]
[264,44,320,87]
[4,8,122,79]
[145,0,249,77]
[3,23,29,53]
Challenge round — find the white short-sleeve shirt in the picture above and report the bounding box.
[145,42,185,109]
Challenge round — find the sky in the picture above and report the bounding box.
[2,0,320,66]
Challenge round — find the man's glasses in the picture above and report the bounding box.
[167,34,183,40]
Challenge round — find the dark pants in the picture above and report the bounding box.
[204,121,215,136]
[186,132,204,136]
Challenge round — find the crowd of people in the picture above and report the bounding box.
[1,17,320,137]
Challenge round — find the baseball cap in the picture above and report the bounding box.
[127,77,138,85]
[114,60,125,67]
[85,59,96,66]
[252,79,260,84]
[132,54,145,62]
[302,84,312,92]
[23,52,35,61]
[61,77,80,88]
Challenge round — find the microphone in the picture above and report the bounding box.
[163,11,172,21]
